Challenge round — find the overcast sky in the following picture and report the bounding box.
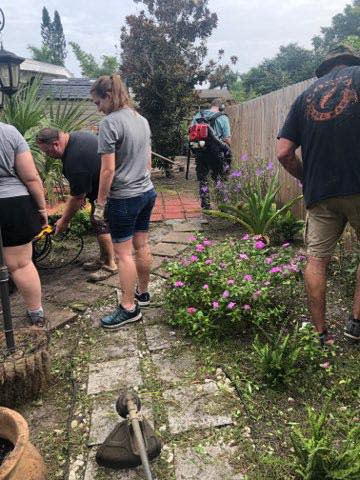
[0,0,350,76]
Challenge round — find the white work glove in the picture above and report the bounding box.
[93,202,105,222]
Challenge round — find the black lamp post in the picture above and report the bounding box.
[0,7,24,353]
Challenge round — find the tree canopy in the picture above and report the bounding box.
[120,0,217,161]
[28,7,67,66]
[70,42,119,78]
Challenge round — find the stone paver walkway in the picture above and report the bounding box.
[66,218,245,480]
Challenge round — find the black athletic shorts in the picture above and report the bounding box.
[0,195,42,247]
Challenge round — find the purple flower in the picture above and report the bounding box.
[239,253,249,260]
[203,284,209,289]
[212,301,219,309]
[241,154,248,162]
[243,304,251,311]
[205,259,213,265]
[227,279,235,285]
[265,257,273,265]
[231,170,242,177]
[187,307,197,314]
[190,255,198,262]
[270,267,282,274]
[255,168,263,176]
[201,186,209,193]
[282,242,290,248]
[203,239,212,247]
[219,262,227,269]
[266,161,273,171]
[255,240,266,250]
[227,302,236,310]
[243,274,253,281]
[222,290,230,298]
[242,234,250,241]
[174,281,185,287]
[195,244,205,252]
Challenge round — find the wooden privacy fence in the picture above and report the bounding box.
[226,78,314,218]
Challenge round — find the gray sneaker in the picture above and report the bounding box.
[344,317,360,340]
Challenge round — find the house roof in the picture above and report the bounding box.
[38,77,95,100]
[196,88,233,101]
[21,59,74,79]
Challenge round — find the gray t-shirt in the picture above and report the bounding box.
[98,108,153,199]
[0,122,30,199]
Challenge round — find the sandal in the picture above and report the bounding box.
[319,329,335,347]
[344,316,360,341]
[83,259,104,271]
[88,265,118,283]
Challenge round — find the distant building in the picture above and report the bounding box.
[20,59,73,83]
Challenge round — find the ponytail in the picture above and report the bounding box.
[90,73,133,112]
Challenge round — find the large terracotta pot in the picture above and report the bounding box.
[0,407,46,480]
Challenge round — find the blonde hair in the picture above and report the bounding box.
[90,74,133,112]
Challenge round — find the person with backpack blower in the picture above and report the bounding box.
[189,98,231,209]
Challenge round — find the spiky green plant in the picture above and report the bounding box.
[206,175,302,236]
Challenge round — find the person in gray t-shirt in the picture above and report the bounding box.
[90,74,157,329]
[0,122,47,326]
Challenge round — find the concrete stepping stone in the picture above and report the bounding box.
[87,356,142,395]
[152,242,187,257]
[145,324,187,352]
[163,382,234,434]
[161,231,196,244]
[90,328,138,362]
[84,448,143,480]
[174,443,244,479]
[151,350,197,384]
[172,222,203,232]
[88,393,154,446]
[142,308,163,325]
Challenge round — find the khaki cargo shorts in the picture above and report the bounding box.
[304,194,360,257]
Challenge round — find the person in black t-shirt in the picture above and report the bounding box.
[277,45,360,344]
[36,128,117,282]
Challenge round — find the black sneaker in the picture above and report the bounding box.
[101,304,142,329]
[135,289,150,307]
[344,316,360,340]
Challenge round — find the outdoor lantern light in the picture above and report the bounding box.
[0,45,24,96]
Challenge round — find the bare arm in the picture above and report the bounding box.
[223,137,231,147]
[15,151,46,210]
[97,153,115,205]
[276,138,303,182]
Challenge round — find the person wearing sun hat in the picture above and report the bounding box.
[277,44,360,345]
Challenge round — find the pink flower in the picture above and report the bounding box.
[203,239,212,247]
[174,281,185,287]
[187,307,197,314]
[241,154,248,161]
[188,235,197,242]
[265,257,273,265]
[252,289,261,299]
[264,281,271,286]
[270,267,282,274]
[212,301,219,309]
[282,242,290,248]
[222,290,230,298]
[243,304,251,311]
[255,240,266,250]
[242,234,250,241]
[320,362,330,369]
[227,279,235,285]
[205,259,213,265]
[203,284,209,289]
[220,262,226,269]
[239,253,249,260]
[243,274,253,281]
[196,244,205,252]
[227,302,236,309]
[190,255,198,262]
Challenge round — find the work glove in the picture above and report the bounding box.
[93,202,106,222]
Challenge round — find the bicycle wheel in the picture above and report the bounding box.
[35,230,84,269]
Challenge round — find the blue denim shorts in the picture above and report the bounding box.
[106,189,157,243]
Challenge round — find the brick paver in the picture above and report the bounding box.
[151,191,201,222]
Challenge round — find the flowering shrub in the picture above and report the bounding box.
[164,235,305,338]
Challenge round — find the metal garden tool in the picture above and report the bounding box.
[96,391,161,480]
